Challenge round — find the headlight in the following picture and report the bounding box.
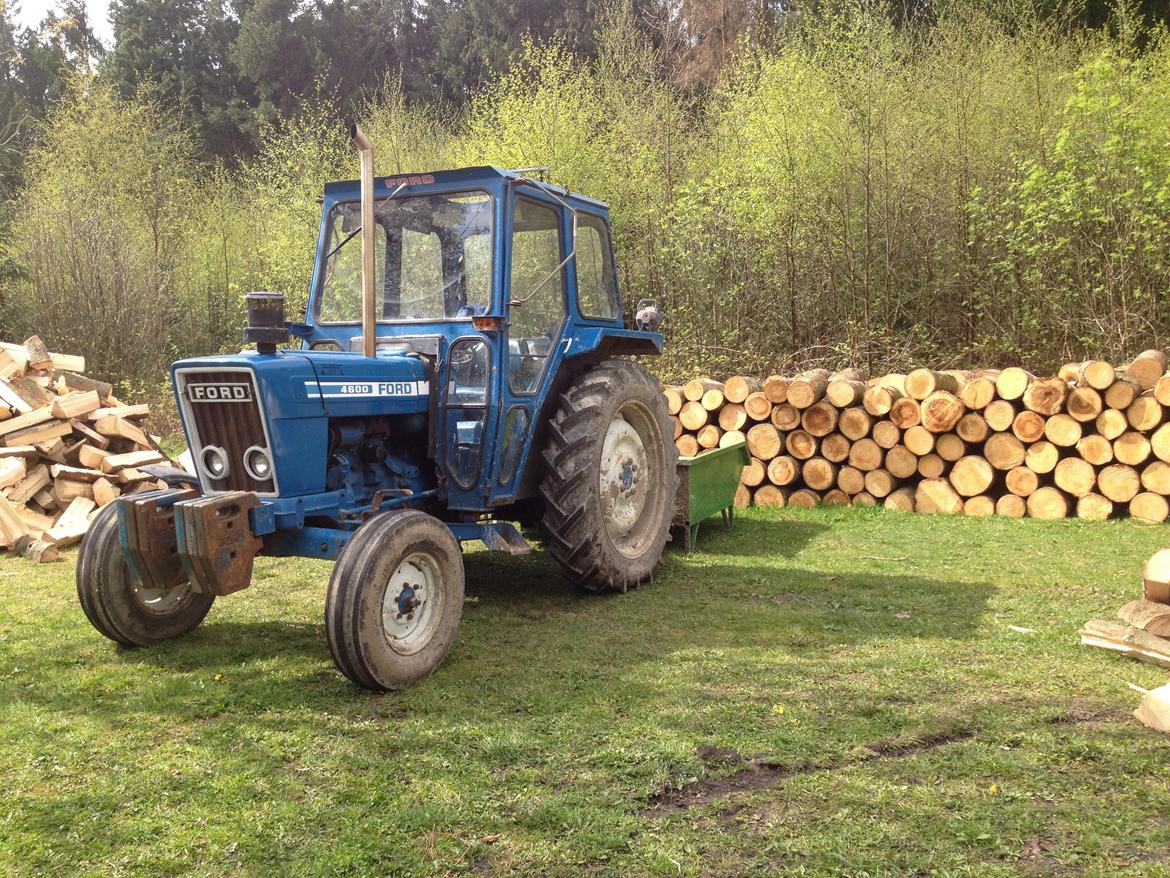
[200,445,230,480]
[243,446,273,481]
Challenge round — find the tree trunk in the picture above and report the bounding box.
[1099,463,1141,503]
[985,432,1026,470]
[1025,440,1059,474]
[1022,376,1067,415]
[1131,492,1170,523]
[915,478,962,514]
[746,423,782,461]
[724,376,762,404]
[847,438,883,472]
[801,401,838,437]
[1011,411,1046,443]
[1076,493,1113,521]
[801,457,837,491]
[1026,486,1069,519]
[1054,457,1096,497]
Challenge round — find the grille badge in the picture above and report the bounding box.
[189,383,254,403]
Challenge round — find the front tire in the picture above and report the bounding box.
[325,510,465,690]
[76,503,215,647]
[541,359,678,592]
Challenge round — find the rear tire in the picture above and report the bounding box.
[76,502,215,647]
[540,359,678,592]
[325,510,465,690]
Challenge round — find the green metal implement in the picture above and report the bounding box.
[672,439,749,552]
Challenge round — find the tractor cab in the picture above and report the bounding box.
[77,130,678,692]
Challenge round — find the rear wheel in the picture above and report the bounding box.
[541,359,678,592]
[76,502,215,647]
[325,510,465,690]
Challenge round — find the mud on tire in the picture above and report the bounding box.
[76,502,215,647]
[540,359,678,592]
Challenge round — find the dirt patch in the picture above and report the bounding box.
[646,727,976,815]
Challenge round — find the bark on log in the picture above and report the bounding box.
[1105,376,1140,410]
[1054,457,1096,497]
[1131,492,1170,523]
[1027,486,1069,519]
[1099,463,1141,503]
[949,455,994,497]
[915,478,963,514]
[1076,493,1113,521]
[787,372,828,409]
[724,376,762,404]
[1077,360,1116,390]
[1123,350,1168,391]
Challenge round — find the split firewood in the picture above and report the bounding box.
[1080,619,1170,669]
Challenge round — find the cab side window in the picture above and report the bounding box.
[575,214,620,320]
[508,198,566,394]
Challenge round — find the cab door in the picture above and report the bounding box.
[492,191,570,496]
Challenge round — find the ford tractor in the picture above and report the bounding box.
[76,126,678,690]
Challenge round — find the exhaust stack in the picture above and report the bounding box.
[349,123,376,359]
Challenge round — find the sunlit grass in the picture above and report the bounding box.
[2,508,1169,876]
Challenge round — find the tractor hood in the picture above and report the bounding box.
[171,349,431,420]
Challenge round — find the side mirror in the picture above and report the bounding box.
[635,299,662,332]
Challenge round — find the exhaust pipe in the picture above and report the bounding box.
[349,123,376,359]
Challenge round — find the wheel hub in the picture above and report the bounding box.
[132,580,190,614]
[381,554,440,654]
[600,414,650,543]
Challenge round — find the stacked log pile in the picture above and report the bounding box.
[665,350,1170,521]
[0,337,173,562]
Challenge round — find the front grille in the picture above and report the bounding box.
[177,369,276,494]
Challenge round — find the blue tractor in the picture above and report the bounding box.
[76,127,678,690]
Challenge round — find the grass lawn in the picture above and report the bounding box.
[2,507,1170,877]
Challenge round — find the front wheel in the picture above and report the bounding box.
[325,510,465,690]
[76,503,215,647]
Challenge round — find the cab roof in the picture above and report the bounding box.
[321,166,610,213]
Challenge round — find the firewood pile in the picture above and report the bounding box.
[665,350,1170,521]
[0,337,174,563]
[1081,549,1170,735]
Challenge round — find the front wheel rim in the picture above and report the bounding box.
[599,401,661,559]
[381,552,442,655]
[132,580,191,614]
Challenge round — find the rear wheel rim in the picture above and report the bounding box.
[381,552,442,655]
[600,401,661,559]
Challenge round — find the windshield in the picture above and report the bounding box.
[317,191,493,322]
